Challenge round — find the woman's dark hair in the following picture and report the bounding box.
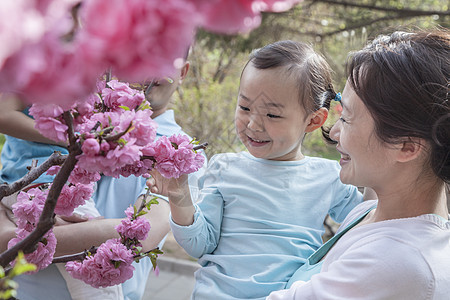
[244,40,337,142]
[348,29,450,183]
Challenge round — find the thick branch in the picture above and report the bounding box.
[0,111,81,268]
[0,149,80,268]
[0,152,67,202]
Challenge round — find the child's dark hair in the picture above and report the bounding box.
[348,29,450,183]
[245,40,337,142]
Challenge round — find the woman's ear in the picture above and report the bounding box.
[305,108,328,133]
[396,137,426,163]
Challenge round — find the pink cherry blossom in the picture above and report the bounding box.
[29,103,64,119]
[12,189,47,231]
[262,0,303,12]
[0,0,45,68]
[168,134,191,148]
[66,239,135,288]
[34,117,68,143]
[102,80,145,110]
[188,0,302,34]
[149,134,205,178]
[122,110,157,146]
[0,0,77,69]
[77,0,200,82]
[68,165,101,185]
[81,138,100,156]
[151,136,176,161]
[155,160,182,178]
[54,183,94,216]
[46,165,61,176]
[8,228,57,272]
[116,216,151,241]
[119,159,154,178]
[124,207,134,218]
[192,0,262,34]
[0,32,99,109]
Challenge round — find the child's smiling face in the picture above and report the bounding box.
[235,64,312,161]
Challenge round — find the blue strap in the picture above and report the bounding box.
[309,205,377,265]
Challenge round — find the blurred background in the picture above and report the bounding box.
[170,0,449,160]
[0,1,448,160]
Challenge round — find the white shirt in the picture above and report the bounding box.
[267,200,450,300]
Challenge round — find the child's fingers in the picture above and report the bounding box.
[146,175,160,194]
[146,176,156,188]
[150,186,159,194]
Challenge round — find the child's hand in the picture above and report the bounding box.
[146,170,192,207]
[146,170,171,197]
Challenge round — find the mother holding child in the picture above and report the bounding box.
[149,28,449,299]
[268,28,450,299]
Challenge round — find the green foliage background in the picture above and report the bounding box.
[0,1,447,162]
[169,0,448,160]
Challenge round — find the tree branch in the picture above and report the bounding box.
[52,246,161,264]
[0,152,67,202]
[0,112,81,268]
[311,0,449,16]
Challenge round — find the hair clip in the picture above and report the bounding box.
[334,92,342,102]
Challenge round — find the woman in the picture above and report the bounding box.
[267,29,449,299]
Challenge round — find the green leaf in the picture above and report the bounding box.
[9,252,36,277]
[113,261,121,269]
[146,197,159,210]
[119,105,131,111]
[11,263,36,277]
[118,138,127,146]
[150,256,157,270]
[136,210,147,217]
[151,248,164,255]
[0,288,18,299]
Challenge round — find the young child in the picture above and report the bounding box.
[148,40,364,299]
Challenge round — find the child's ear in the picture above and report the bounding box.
[396,137,426,163]
[305,108,328,133]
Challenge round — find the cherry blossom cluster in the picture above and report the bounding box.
[65,238,135,288]
[30,77,159,179]
[8,187,57,271]
[7,165,96,269]
[8,77,204,286]
[0,0,302,109]
[146,134,206,178]
[1,0,302,289]
[65,206,152,288]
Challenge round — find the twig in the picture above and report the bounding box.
[193,142,208,151]
[0,152,67,202]
[103,122,134,142]
[52,247,97,264]
[52,246,161,264]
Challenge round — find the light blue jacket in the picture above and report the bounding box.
[171,152,363,300]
